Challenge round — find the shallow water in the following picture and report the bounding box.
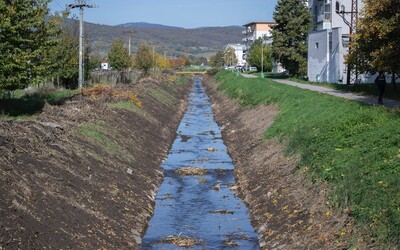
[141,77,259,249]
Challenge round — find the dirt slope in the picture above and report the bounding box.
[0,76,191,249]
[204,76,352,249]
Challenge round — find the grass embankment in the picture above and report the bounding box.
[215,71,400,247]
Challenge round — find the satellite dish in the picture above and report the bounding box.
[336,1,340,13]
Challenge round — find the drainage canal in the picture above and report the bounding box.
[141,77,259,249]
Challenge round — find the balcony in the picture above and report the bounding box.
[317,13,331,23]
[242,30,247,35]
[242,37,248,42]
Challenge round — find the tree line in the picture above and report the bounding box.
[0,0,193,93]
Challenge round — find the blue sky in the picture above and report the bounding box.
[50,0,278,28]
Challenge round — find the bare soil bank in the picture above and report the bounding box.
[203,76,353,249]
[0,76,191,249]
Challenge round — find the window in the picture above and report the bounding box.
[315,43,319,49]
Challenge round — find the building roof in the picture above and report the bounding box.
[243,21,276,27]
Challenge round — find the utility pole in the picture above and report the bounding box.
[335,0,359,85]
[123,30,136,56]
[67,0,96,89]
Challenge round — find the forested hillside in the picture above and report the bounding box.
[65,19,243,58]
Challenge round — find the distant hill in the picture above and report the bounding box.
[65,19,243,59]
[117,22,182,29]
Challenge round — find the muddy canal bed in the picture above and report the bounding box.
[142,77,259,249]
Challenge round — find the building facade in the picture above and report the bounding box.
[225,44,246,66]
[241,22,284,71]
[308,0,366,84]
[242,22,275,58]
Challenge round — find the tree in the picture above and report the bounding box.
[134,43,153,74]
[0,0,63,91]
[155,53,171,70]
[47,27,79,88]
[248,37,273,72]
[224,47,237,66]
[210,50,225,68]
[108,39,131,72]
[272,0,312,76]
[350,0,400,85]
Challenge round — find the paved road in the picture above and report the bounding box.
[241,74,400,108]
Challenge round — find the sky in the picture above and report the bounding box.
[49,0,278,28]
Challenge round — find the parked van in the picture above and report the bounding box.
[249,66,257,71]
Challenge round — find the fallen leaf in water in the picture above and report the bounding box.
[158,235,202,248]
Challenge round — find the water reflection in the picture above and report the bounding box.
[141,77,259,249]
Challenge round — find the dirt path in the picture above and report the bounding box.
[0,76,191,249]
[203,76,352,249]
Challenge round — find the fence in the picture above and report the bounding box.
[88,70,142,86]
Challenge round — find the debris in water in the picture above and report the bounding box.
[223,239,240,247]
[213,184,221,191]
[157,193,174,200]
[198,178,208,183]
[158,235,202,248]
[207,147,217,152]
[180,135,191,142]
[211,210,234,215]
[174,167,208,176]
[216,168,231,173]
[223,233,250,241]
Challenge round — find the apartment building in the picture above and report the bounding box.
[307,0,367,84]
[225,44,246,66]
[242,22,275,57]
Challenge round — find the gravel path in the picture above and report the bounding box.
[240,74,400,108]
[273,79,400,108]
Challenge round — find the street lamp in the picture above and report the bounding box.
[260,35,266,78]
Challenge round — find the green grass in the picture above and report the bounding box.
[107,102,142,112]
[215,71,400,247]
[78,123,132,161]
[0,89,79,119]
[175,75,187,85]
[147,89,174,105]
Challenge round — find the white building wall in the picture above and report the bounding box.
[225,44,246,66]
[330,28,345,83]
[307,0,364,83]
[308,30,329,82]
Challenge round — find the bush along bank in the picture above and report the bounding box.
[0,75,191,249]
[214,71,400,248]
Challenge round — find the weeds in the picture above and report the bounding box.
[78,123,133,162]
[215,71,400,247]
[147,89,174,105]
[82,84,142,108]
